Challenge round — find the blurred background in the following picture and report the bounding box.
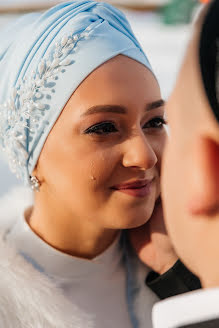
[0,0,202,195]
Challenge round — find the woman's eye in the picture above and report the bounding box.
[84,121,118,135]
[143,117,167,129]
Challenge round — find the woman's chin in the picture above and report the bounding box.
[108,189,157,229]
[124,216,151,229]
[110,211,152,230]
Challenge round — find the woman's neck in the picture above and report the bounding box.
[27,198,119,260]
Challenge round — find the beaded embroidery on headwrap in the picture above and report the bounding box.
[0,1,153,185]
[0,27,91,180]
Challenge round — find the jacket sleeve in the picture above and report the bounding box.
[145,259,201,300]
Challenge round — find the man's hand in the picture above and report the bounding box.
[129,198,178,275]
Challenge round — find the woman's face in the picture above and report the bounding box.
[36,55,166,229]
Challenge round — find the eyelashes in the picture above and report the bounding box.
[84,117,167,136]
[143,117,167,129]
[84,121,118,135]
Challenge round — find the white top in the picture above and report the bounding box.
[6,213,133,328]
[153,287,219,328]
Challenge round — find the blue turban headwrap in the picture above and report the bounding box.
[0,0,153,185]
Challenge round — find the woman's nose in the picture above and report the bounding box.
[122,134,158,170]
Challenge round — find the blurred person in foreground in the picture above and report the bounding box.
[150,1,219,327]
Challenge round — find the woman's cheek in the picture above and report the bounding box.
[89,151,118,185]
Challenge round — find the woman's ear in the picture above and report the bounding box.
[32,167,37,176]
[188,135,219,216]
[32,163,43,182]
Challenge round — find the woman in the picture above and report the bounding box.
[0,1,184,327]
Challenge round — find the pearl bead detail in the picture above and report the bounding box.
[0,27,92,183]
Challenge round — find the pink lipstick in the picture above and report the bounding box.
[112,179,154,198]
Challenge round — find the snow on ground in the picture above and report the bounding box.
[0,10,191,196]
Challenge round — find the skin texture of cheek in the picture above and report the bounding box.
[38,132,121,225]
[89,152,114,186]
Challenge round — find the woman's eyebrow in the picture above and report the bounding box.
[146,99,165,111]
[82,99,165,117]
[82,105,127,116]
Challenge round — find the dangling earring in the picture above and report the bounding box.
[30,176,41,191]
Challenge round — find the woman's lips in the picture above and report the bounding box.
[111,179,154,198]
